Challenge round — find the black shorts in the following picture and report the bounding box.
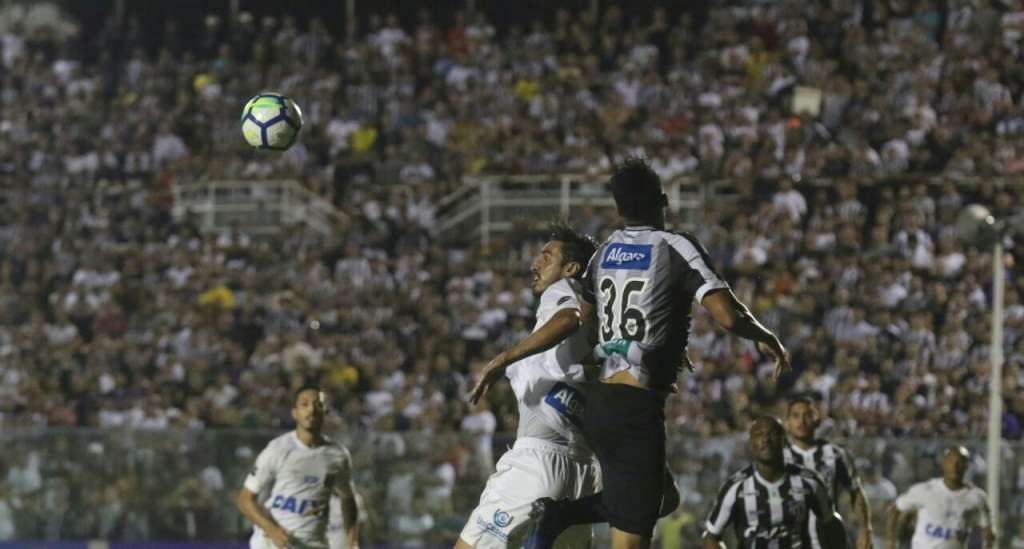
[581,382,667,537]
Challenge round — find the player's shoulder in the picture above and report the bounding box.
[726,465,755,486]
[321,436,353,459]
[541,278,582,302]
[790,464,827,485]
[266,431,298,451]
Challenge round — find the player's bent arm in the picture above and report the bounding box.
[236,487,290,546]
[701,289,778,345]
[816,510,850,549]
[850,483,873,539]
[885,504,912,549]
[337,486,359,548]
[493,308,582,370]
[701,531,726,549]
[981,526,996,549]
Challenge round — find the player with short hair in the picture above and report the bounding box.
[457,222,601,549]
[236,385,360,549]
[703,416,848,549]
[886,446,995,549]
[784,396,873,549]
[529,158,790,549]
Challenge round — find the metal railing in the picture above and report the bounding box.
[433,174,713,246]
[1,429,1021,547]
[171,180,347,236]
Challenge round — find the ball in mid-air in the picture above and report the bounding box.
[240,93,303,150]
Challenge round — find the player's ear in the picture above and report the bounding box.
[563,261,582,278]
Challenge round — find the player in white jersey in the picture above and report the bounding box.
[236,385,360,549]
[457,223,602,549]
[886,446,995,549]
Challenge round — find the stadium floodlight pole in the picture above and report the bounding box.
[956,204,1024,536]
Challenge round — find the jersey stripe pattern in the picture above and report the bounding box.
[582,226,728,390]
[705,464,835,549]
[783,442,857,549]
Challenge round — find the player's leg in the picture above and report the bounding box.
[459,444,571,549]
[585,384,666,549]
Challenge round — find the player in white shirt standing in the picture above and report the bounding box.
[458,223,602,549]
[236,385,360,549]
[886,446,995,549]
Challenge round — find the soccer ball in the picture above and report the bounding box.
[240,93,303,150]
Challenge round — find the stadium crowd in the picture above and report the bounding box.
[3,0,1024,545]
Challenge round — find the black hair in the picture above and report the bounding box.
[293,384,321,405]
[608,156,665,220]
[751,415,785,433]
[548,222,598,277]
[787,395,819,413]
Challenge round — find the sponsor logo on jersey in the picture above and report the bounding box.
[744,525,791,540]
[303,475,319,484]
[493,509,513,528]
[270,494,326,517]
[476,516,510,542]
[544,382,586,427]
[925,523,966,541]
[600,244,652,270]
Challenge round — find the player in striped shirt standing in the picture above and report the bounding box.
[783,397,873,549]
[703,416,848,549]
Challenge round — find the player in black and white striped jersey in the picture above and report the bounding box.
[703,417,848,549]
[784,397,873,549]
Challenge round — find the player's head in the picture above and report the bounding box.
[941,445,970,484]
[785,396,820,441]
[749,415,787,464]
[608,157,669,225]
[530,222,597,296]
[292,384,326,433]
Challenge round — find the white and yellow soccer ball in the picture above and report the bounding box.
[240,92,303,150]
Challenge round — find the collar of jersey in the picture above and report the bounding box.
[753,468,786,489]
[624,225,656,231]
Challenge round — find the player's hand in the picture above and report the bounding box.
[267,525,292,549]
[756,337,790,381]
[857,528,873,549]
[302,500,328,518]
[468,353,508,405]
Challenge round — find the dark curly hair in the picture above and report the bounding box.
[548,221,597,278]
[608,156,666,220]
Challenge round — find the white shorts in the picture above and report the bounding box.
[250,530,326,549]
[459,437,602,549]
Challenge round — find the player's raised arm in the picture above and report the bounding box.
[700,288,790,380]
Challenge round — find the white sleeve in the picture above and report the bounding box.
[332,447,355,497]
[538,280,581,316]
[895,482,926,512]
[243,444,279,494]
[975,490,992,528]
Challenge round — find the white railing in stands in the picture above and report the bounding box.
[171,180,347,236]
[434,174,711,247]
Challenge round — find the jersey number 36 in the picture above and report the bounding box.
[598,277,648,342]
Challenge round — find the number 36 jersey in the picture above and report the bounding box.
[582,226,728,391]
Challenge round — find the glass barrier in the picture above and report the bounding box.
[0,430,1021,547]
